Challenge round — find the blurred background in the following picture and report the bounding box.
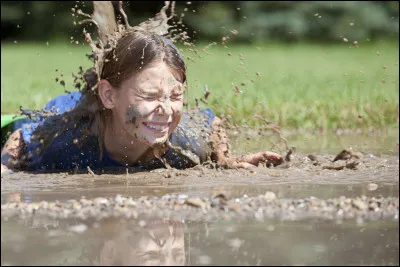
[1,1,399,135]
[1,1,399,43]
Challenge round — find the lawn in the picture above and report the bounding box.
[1,40,399,131]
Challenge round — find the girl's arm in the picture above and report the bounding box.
[210,117,283,169]
[1,129,26,174]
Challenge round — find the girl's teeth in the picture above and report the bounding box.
[147,124,167,131]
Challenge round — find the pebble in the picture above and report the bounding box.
[367,183,378,191]
[198,255,212,265]
[68,223,88,233]
[264,191,277,201]
[185,197,207,209]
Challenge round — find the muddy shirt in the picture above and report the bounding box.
[19,92,215,173]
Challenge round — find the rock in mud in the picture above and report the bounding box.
[68,223,88,233]
[352,199,368,211]
[307,154,317,161]
[185,197,207,209]
[264,191,277,202]
[367,183,378,191]
[333,148,362,162]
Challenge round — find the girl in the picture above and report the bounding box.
[1,30,283,174]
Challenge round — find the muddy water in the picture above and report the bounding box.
[1,133,399,266]
[1,216,399,266]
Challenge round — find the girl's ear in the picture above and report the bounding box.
[98,80,117,109]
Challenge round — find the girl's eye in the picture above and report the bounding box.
[142,95,158,100]
[171,94,183,100]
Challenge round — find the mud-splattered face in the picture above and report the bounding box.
[113,61,184,147]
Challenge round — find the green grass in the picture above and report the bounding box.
[1,40,399,131]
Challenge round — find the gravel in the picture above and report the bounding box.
[1,192,398,223]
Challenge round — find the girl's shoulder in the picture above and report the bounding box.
[19,91,83,144]
[18,91,94,171]
[44,91,83,114]
[167,108,216,168]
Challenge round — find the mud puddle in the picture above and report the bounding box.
[1,133,399,266]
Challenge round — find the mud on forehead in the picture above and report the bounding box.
[134,62,183,87]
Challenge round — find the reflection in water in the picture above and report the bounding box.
[1,215,399,266]
[98,218,185,266]
[1,216,186,266]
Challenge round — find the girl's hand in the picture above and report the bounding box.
[218,151,283,169]
[210,117,284,169]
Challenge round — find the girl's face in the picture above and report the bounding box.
[112,61,184,147]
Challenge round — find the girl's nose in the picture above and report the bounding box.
[155,99,172,116]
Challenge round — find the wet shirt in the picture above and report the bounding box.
[18,92,215,173]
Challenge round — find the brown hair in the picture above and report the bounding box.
[101,30,186,87]
[30,30,187,160]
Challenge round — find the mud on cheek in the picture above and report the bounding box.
[125,105,140,127]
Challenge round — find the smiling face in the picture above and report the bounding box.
[110,61,184,147]
[99,219,185,266]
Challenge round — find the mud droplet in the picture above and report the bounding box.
[342,38,348,43]
[353,41,359,47]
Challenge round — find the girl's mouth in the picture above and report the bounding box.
[143,122,171,133]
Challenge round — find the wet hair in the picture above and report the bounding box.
[30,30,187,160]
[101,31,186,88]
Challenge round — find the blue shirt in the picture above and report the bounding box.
[19,92,215,173]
